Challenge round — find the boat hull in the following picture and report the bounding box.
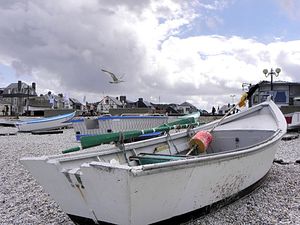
[285,112,300,130]
[67,171,269,225]
[78,137,279,225]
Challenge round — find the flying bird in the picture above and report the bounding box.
[101,68,125,84]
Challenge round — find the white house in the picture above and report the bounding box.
[97,96,123,113]
[178,101,198,114]
[1,80,37,115]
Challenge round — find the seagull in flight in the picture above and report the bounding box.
[101,68,125,84]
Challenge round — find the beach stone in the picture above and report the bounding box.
[0,129,299,225]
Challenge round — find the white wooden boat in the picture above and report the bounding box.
[20,99,286,225]
[16,112,75,132]
[284,112,300,130]
[71,112,200,141]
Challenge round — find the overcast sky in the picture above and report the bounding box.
[0,0,300,111]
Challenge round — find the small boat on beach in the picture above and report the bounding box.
[20,99,286,225]
[16,112,75,132]
[71,114,168,141]
[284,112,300,130]
[71,112,200,141]
[0,118,19,127]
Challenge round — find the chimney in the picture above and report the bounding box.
[18,80,22,92]
[32,82,36,91]
[120,96,126,102]
[116,97,119,100]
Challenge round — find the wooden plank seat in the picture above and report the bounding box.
[129,153,189,165]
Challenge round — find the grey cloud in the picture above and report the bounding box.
[0,1,194,96]
[0,0,269,110]
[11,60,32,77]
[0,1,150,92]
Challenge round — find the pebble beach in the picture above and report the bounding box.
[0,127,299,225]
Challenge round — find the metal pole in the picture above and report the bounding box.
[263,68,281,93]
[270,72,273,91]
[27,87,29,115]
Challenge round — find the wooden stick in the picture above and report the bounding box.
[210,104,238,132]
[186,145,197,156]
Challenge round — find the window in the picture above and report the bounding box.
[274,91,287,103]
[253,95,259,104]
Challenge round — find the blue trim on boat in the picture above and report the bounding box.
[75,134,95,141]
[71,115,167,123]
[75,131,162,142]
[139,132,162,137]
[71,119,85,123]
[98,115,167,120]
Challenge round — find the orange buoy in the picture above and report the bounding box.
[189,131,213,153]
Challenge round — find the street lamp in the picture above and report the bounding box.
[242,83,251,92]
[27,86,30,115]
[263,68,281,91]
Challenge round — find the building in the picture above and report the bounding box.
[135,98,155,109]
[97,96,124,114]
[26,95,52,116]
[151,103,182,115]
[178,101,198,114]
[0,99,11,116]
[1,80,37,115]
[69,98,82,110]
[218,104,231,115]
[249,81,300,108]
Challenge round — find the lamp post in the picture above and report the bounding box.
[263,68,281,91]
[242,83,251,92]
[27,86,30,115]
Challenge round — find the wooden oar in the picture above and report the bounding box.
[62,120,205,154]
[80,121,203,149]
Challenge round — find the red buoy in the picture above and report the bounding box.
[189,131,213,153]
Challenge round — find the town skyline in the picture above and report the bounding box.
[0,79,205,105]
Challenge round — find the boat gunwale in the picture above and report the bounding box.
[16,112,75,125]
[87,128,283,176]
[71,115,168,123]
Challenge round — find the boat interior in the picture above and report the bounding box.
[51,128,277,170]
[41,103,284,171]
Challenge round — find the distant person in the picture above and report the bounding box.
[212,106,216,115]
[5,105,9,116]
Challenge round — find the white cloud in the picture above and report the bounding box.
[0,0,299,111]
